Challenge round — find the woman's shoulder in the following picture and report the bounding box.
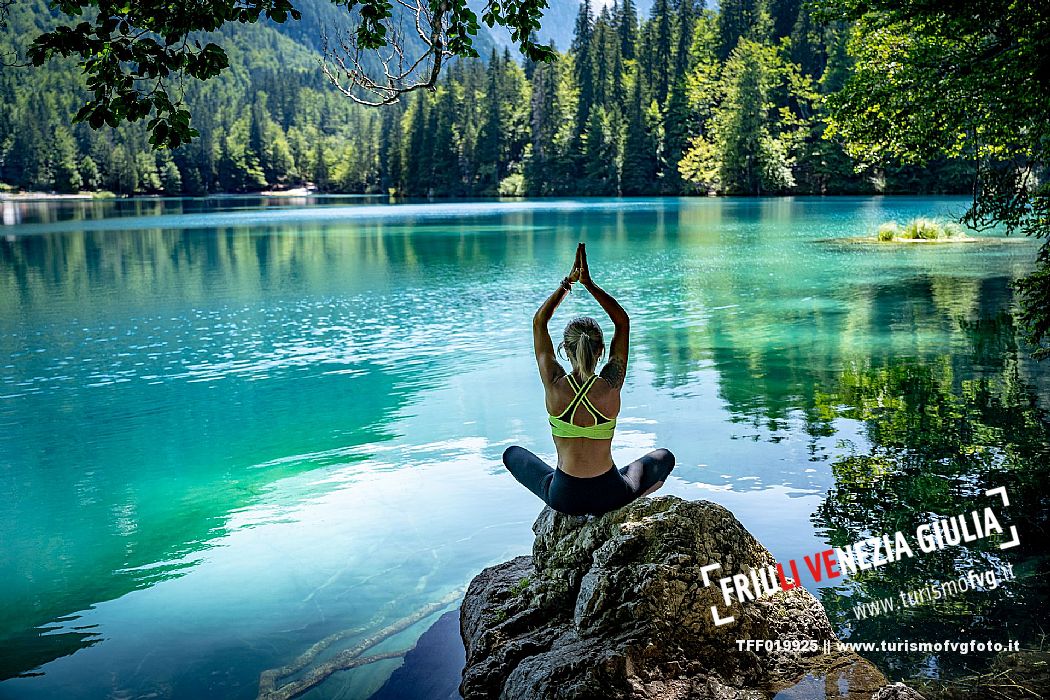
[598,359,626,390]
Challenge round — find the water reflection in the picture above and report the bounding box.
[813,314,1050,680]
[0,194,397,228]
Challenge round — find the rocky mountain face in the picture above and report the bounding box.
[459,496,924,700]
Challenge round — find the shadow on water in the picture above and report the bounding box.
[811,313,1050,681]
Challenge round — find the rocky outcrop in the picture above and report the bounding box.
[460,496,922,700]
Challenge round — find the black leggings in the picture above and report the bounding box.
[502,446,676,516]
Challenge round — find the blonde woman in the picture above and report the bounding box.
[503,244,675,516]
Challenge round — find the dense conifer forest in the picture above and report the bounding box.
[0,0,973,197]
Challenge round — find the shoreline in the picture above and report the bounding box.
[0,188,321,201]
[0,190,977,202]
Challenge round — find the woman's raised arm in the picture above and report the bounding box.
[532,247,581,386]
[578,245,629,388]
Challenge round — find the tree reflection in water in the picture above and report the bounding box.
[813,314,1050,681]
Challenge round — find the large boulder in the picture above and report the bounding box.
[460,496,921,700]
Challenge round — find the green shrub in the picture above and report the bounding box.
[498,173,526,197]
[903,217,940,239]
[878,222,900,241]
[877,218,967,241]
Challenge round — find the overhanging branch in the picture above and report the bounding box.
[320,0,453,106]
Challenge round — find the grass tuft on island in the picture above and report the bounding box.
[824,218,1032,246]
[877,218,967,242]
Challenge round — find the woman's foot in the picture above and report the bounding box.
[623,447,675,499]
[639,479,665,497]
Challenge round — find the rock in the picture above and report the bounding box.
[871,683,927,700]
[460,496,921,700]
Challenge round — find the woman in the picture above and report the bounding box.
[503,244,675,516]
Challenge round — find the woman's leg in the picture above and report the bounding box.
[502,445,555,505]
[619,448,675,499]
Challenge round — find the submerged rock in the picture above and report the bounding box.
[910,650,1050,700]
[460,496,921,700]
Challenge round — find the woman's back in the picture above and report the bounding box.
[546,370,620,477]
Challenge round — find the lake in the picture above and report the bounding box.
[1,195,1047,699]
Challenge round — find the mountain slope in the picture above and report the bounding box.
[478,0,582,53]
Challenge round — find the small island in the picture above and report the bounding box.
[876,218,967,242]
[829,217,1029,246]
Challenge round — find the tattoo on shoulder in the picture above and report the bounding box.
[600,358,626,389]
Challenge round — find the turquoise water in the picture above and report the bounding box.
[1,196,1047,698]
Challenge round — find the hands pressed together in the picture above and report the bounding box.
[562,243,592,291]
[540,241,628,352]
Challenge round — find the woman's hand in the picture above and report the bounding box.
[577,243,592,287]
[567,251,581,284]
[564,244,583,286]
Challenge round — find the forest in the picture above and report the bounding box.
[0,0,974,197]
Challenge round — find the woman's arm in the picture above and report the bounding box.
[579,246,629,388]
[532,250,581,386]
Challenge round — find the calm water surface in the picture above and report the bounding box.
[1,196,1047,698]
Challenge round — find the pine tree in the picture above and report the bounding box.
[710,39,793,194]
[378,104,402,195]
[79,156,101,191]
[819,23,851,94]
[621,72,657,195]
[249,93,269,184]
[136,152,162,192]
[476,49,503,194]
[401,93,430,195]
[526,59,558,195]
[767,0,801,40]
[52,125,82,192]
[788,2,825,79]
[161,160,183,193]
[615,0,638,61]
[429,85,459,196]
[660,0,694,192]
[649,0,673,105]
[219,114,266,192]
[584,106,618,194]
[500,49,531,170]
[110,145,139,194]
[592,7,613,109]
[550,51,581,195]
[314,137,331,192]
[716,0,765,60]
[571,0,595,140]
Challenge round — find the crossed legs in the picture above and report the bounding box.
[619,448,676,498]
[502,445,675,514]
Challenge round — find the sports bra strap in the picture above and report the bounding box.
[549,372,617,440]
[556,374,609,423]
[578,392,609,422]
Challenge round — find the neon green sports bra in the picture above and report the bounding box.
[548,374,617,440]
